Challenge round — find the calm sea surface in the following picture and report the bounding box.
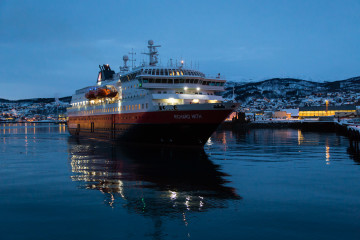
[0,123,360,240]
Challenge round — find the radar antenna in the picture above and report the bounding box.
[120,55,129,72]
[143,40,161,66]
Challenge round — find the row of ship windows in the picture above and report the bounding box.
[156,91,214,95]
[143,69,205,77]
[118,69,207,83]
[72,115,145,122]
[123,93,147,99]
[77,103,149,115]
[123,83,140,90]
[142,78,224,86]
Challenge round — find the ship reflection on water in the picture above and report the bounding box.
[68,138,240,216]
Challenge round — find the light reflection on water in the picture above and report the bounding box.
[206,129,355,166]
[68,138,240,214]
[1,124,360,240]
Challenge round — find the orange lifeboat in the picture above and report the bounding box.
[95,88,111,98]
[107,90,118,98]
[85,90,96,100]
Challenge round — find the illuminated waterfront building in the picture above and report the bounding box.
[299,105,356,118]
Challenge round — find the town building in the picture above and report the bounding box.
[299,105,356,118]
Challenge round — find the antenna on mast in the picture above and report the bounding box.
[142,40,161,66]
[128,48,136,69]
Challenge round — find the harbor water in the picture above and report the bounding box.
[0,123,359,240]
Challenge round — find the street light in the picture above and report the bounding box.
[325,100,329,115]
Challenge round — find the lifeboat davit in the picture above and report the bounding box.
[85,90,96,100]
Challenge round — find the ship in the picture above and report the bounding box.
[67,40,238,146]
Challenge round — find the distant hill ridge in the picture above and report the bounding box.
[0,96,72,104]
[224,76,360,102]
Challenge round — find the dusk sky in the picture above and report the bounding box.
[1,0,359,100]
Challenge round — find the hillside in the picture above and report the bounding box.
[0,96,72,104]
[224,77,360,102]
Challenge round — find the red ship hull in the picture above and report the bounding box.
[67,108,233,146]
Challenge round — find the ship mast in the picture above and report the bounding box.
[128,48,136,69]
[143,40,161,66]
